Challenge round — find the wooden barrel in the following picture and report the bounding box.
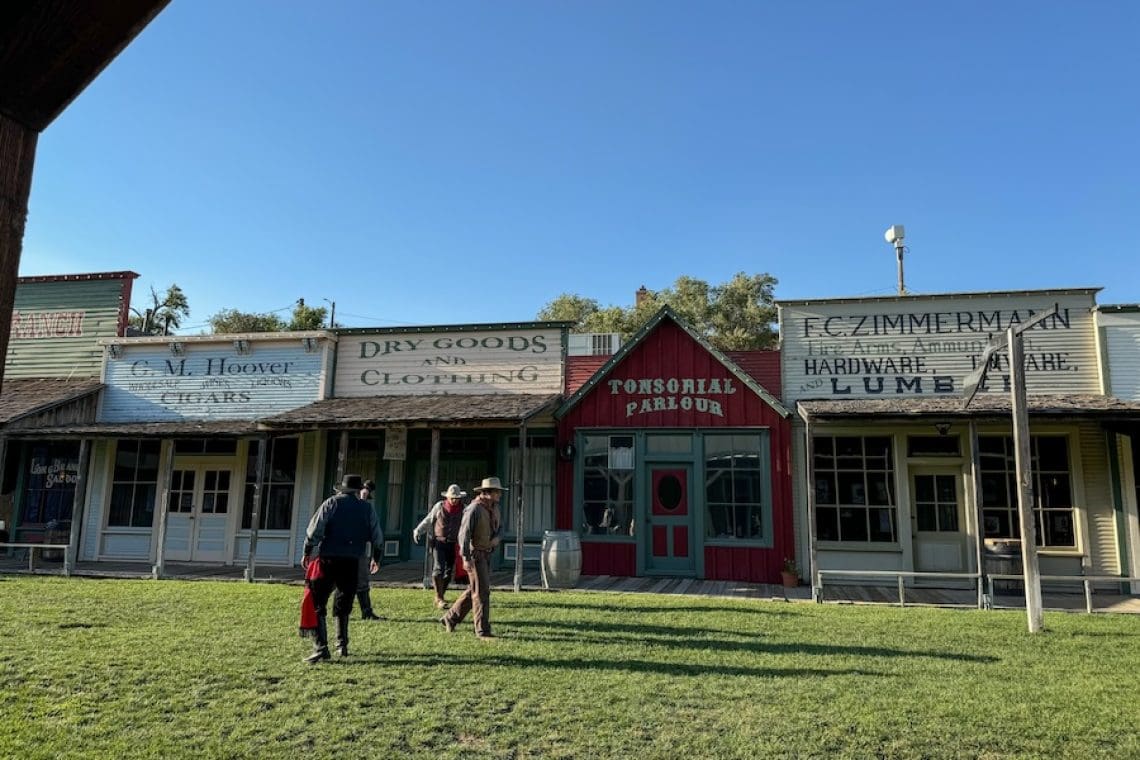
[541,530,582,589]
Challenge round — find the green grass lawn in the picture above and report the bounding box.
[1,576,1138,759]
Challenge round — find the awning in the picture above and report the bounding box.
[8,420,264,439]
[0,378,102,429]
[260,393,563,430]
[797,394,1140,423]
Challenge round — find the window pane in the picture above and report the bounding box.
[646,434,691,454]
[839,508,868,542]
[868,508,895,541]
[814,473,836,505]
[938,503,959,532]
[916,502,937,531]
[816,507,839,541]
[1036,437,1068,470]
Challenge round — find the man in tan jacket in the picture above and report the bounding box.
[440,476,505,639]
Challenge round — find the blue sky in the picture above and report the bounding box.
[20,2,1140,333]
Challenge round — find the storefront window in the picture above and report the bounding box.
[108,439,161,528]
[504,436,555,539]
[813,436,897,543]
[242,438,299,531]
[581,434,634,537]
[979,435,1075,547]
[21,442,81,528]
[704,433,766,540]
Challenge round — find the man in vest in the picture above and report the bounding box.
[301,474,384,664]
[413,483,467,609]
[440,476,505,639]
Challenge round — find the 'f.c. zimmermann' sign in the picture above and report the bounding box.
[781,293,1100,401]
[334,328,565,396]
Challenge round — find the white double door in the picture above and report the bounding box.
[164,460,236,563]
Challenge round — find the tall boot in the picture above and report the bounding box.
[358,588,382,620]
[335,615,350,658]
[432,576,448,609]
[304,617,330,664]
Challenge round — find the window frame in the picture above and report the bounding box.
[702,431,773,547]
[978,433,1076,549]
[812,434,899,545]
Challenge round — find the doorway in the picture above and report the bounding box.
[910,467,968,576]
[644,464,695,576]
[163,465,233,562]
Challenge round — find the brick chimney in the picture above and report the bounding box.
[635,285,649,306]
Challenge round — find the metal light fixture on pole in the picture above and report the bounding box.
[884,225,906,295]
[961,303,1058,633]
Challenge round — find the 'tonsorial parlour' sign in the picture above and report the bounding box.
[779,290,1101,402]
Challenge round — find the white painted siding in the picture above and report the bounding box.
[1077,423,1120,575]
[335,328,564,396]
[780,292,1100,403]
[101,339,327,421]
[1099,312,1140,400]
[81,441,111,561]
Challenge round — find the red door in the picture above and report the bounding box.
[646,465,695,576]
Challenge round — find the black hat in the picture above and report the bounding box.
[335,474,365,492]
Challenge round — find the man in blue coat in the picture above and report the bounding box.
[301,474,384,664]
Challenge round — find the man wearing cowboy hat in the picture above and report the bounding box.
[301,474,384,664]
[413,483,468,609]
[440,476,506,639]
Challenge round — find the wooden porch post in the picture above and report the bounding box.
[799,407,821,601]
[244,435,268,582]
[968,421,987,608]
[424,428,440,589]
[65,438,91,576]
[0,115,38,396]
[513,419,528,592]
[151,439,176,579]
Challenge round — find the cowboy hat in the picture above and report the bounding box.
[473,476,508,493]
[441,484,467,499]
[334,474,365,492]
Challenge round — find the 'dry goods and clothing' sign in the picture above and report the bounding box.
[335,327,564,396]
[780,291,1100,402]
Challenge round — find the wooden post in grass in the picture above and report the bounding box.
[961,305,1057,633]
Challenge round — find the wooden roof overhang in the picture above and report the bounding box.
[796,394,1140,425]
[260,393,563,432]
[1,1,172,132]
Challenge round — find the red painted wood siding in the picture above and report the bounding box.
[581,540,636,576]
[557,318,794,584]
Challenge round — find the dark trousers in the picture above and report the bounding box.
[311,556,360,623]
[432,539,457,579]
[443,550,491,636]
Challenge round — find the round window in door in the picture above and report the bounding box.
[657,474,683,512]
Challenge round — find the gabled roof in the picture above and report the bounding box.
[555,306,789,419]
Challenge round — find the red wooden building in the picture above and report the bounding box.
[555,307,793,583]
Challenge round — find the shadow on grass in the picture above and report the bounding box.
[496,599,798,616]
[343,652,890,679]
[485,620,999,663]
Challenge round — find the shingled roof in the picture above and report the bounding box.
[0,377,102,425]
[261,393,562,430]
[797,394,1140,421]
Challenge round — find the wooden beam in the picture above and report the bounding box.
[0,113,38,397]
[0,0,172,132]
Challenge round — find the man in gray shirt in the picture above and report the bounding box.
[302,474,384,664]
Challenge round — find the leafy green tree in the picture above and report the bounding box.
[538,272,779,350]
[207,309,287,334]
[288,299,329,330]
[129,284,190,335]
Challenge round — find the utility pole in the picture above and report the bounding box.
[323,298,336,328]
[962,303,1058,633]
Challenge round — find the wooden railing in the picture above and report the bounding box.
[0,543,72,575]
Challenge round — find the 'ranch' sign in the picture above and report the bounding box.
[609,376,737,418]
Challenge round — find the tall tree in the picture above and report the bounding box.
[129,284,190,335]
[288,299,329,330]
[537,272,779,350]
[207,309,287,334]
